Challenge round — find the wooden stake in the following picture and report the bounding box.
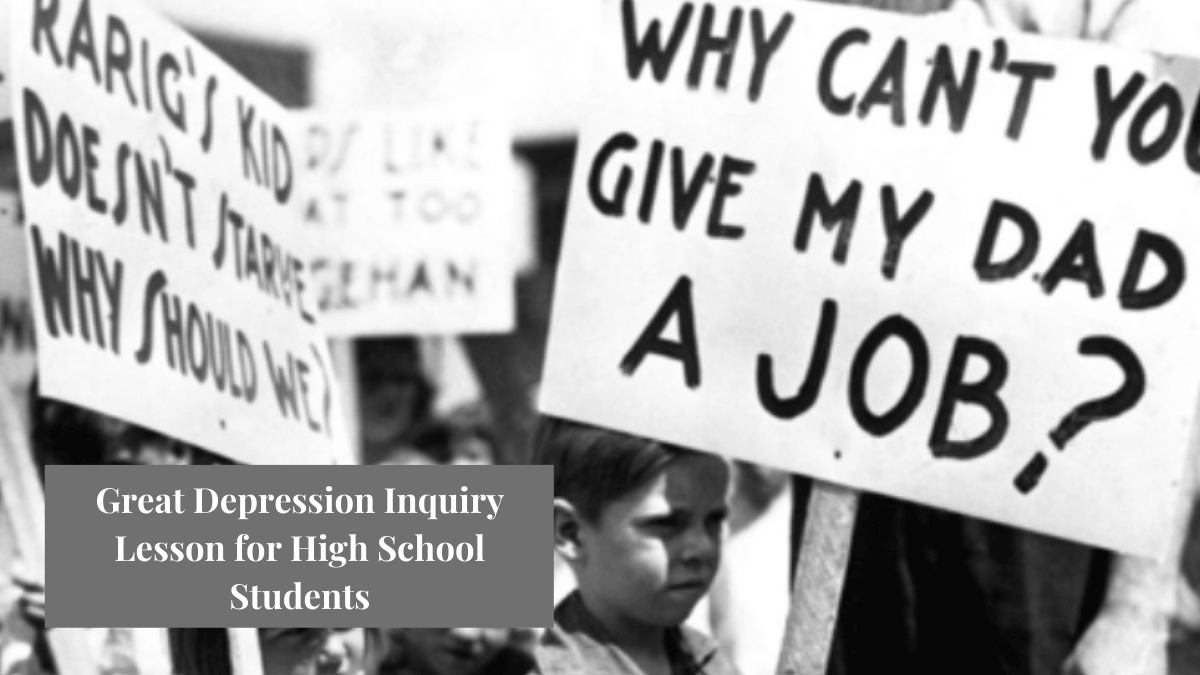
[131,628,173,675]
[0,385,97,675]
[775,481,860,675]
[330,339,362,464]
[226,628,264,675]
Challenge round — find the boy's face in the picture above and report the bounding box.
[574,453,730,629]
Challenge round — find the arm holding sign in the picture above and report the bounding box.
[938,3,1200,674]
[0,560,48,675]
[10,564,43,626]
[949,0,1200,54]
[1062,463,1195,675]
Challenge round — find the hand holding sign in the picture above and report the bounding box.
[10,561,45,625]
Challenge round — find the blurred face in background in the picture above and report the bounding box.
[96,416,194,465]
[360,379,424,447]
[259,628,367,675]
[357,339,430,454]
[400,628,508,675]
[379,445,439,466]
[450,434,494,466]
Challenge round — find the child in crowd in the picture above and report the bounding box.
[532,416,740,675]
[28,379,230,474]
[356,339,435,467]
[380,628,532,675]
[170,628,381,675]
[378,402,502,468]
[407,408,500,468]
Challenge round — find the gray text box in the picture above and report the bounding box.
[47,465,551,627]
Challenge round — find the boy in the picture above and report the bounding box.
[532,416,740,675]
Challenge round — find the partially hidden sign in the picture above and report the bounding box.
[0,0,11,121]
[0,189,35,400]
[12,0,351,465]
[300,111,516,336]
[539,0,1200,557]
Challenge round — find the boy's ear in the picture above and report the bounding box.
[553,498,585,561]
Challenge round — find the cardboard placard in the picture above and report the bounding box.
[299,111,516,336]
[12,0,350,465]
[0,0,11,122]
[539,0,1200,557]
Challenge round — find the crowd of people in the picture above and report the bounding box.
[0,343,778,675]
[2,334,1199,675]
[5,0,1200,675]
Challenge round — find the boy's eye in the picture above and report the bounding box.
[705,510,729,529]
[641,515,685,532]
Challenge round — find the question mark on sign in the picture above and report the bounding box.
[1013,336,1145,494]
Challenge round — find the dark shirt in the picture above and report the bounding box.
[791,485,1107,675]
[534,592,740,675]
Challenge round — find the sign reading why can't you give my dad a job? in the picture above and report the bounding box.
[11,0,351,464]
[298,111,518,337]
[539,0,1200,559]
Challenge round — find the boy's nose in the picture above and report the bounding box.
[679,525,719,565]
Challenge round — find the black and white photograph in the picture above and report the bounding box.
[4,0,1200,674]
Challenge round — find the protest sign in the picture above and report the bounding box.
[0,0,10,122]
[11,0,351,465]
[300,111,516,336]
[0,190,35,403]
[539,0,1200,558]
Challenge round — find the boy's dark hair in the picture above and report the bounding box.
[532,415,688,523]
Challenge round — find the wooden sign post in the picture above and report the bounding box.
[770,8,958,673]
[775,483,859,675]
[226,628,264,675]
